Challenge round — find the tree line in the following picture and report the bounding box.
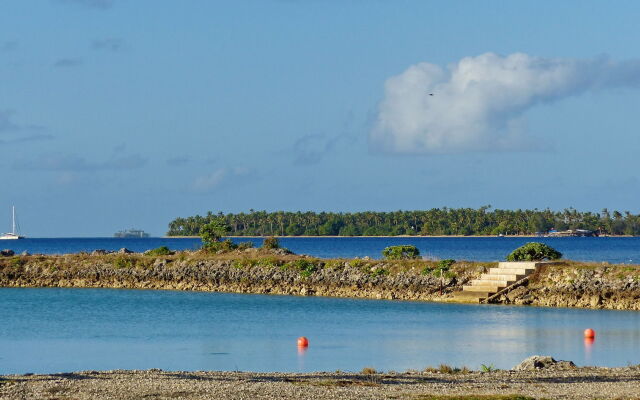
[166,207,640,237]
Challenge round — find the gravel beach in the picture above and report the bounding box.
[2,366,640,400]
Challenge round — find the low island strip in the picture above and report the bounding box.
[1,247,639,310]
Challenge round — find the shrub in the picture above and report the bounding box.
[369,267,389,277]
[236,241,254,250]
[205,239,237,253]
[287,259,319,277]
[361,367,376,374]
[437,259,455,270]
[382,245,421,260]
[200,219,229,247]
[480,363,497,372]
[113,256,134,269]
[324,260,343,270]
[232,259,257,269]
[421,266,433,275]
[262,236,280,249]
[507,242,562,261]
[438,364,454,374]
[422,260,457,278]
[146,246,173,256]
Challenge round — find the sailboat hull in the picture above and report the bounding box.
[0,234,23,240]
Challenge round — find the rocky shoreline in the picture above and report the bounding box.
[1,249,640,310]
[0,249,478,302]
[490,262,640,310]
[2,362,640,400]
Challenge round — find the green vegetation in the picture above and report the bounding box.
[167,206,640,236]
[285,259,318,277]
[10,257,25,268]
[200,218,255,252]
[507,242,562,261]
[113,256,135,269]
[262,236,280,249]
[146,246,173,256]
[369,266,389,277]
[200,219,230,246]
[438,259,456,269]
[480,364,497,372]
[422,259,456,277]
[382,245,421,260]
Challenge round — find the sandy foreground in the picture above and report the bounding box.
[2,367,640,400]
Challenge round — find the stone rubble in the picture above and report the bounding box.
[2,363,640,400]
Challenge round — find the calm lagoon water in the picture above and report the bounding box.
[3,236,640,263]
[1,288,640,374]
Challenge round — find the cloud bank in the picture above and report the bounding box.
[55,0,114,9]
[13,153,147,171]
[370,52,640,154]
[54,58,83,68]
[292,134,337,165]
[0,41,18,52]
[92,38,125,52]
[0,110,52,144]
[0,110,43,133]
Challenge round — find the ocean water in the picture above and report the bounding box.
[2,236,640,263]
[1,288,639,374]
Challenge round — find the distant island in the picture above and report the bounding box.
[166,207,640,237]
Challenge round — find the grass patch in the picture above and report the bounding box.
[480,364,497,372]
[282,259,321,277]
[113,256,135,269]
[145,246,173,256]
[232,258,258,269]
[361,367,377,374]
[423,364,471,374]
[369,267,389,277]
[413,396,537,400]
[10,257,26,268]
[324,259,344,270]
[256,256,282,268]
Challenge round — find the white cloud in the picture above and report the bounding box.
[370,52,640,154]
[192,167,252,193]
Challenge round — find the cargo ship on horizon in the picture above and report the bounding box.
[114,228,150,238]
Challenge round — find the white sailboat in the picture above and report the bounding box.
[0,206,25,240]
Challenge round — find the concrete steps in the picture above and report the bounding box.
[452,261,543,303]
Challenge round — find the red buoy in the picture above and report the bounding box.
[584,328,596,339]
[297,336,309,347]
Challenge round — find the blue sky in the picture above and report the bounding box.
[2,0,640,236]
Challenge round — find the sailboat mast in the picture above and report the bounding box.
[12,206,15,234]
